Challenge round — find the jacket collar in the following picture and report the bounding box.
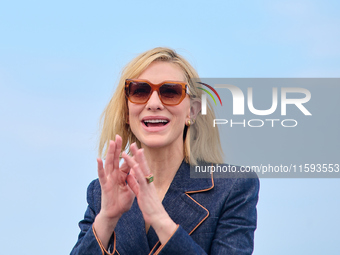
[168,160,213,193]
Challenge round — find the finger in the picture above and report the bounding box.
[129,168,136,178]
[115,159,128,185]
[113,135,122,171]
[127,174,139,196]
[122,152,147,186]
[129,143,144,170]
[97,158,106,185]
[132,163,149,188]
[130,143,150,176]
[117,169,128,186]
[130,142,139,157]
[104,140,116,175]
[119,160,130,174]
[118,153,137,176]
[135,148,151,176]
[121,151,138,169]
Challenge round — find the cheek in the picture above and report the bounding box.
[128,103,142,119]
[127,104,144,129]
[177,101,190,120]
[171,105,190,124]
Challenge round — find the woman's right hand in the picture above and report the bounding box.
[93,135,135,249]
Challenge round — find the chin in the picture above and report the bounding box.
[141,140,168,149]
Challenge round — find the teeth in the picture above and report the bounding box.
[144,119,168,123]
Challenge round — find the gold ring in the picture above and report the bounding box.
[145,174,154,184]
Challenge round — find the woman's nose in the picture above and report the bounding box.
[146,91,164,110]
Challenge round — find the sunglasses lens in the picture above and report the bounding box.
[159,83,183,104]
[126,80,185,105]
[128,81,152,103]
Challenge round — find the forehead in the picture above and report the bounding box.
[137,61,185,83]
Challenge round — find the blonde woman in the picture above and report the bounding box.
[71,47,259,255]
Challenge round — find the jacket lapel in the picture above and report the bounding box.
[162,161,213,235]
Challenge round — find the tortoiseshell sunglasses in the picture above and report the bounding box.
[125,79,189,106]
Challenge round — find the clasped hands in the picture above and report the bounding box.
[94,135,177,247]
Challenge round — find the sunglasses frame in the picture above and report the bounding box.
[125,79,189,106]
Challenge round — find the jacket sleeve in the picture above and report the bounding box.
[70,180,117,255]
[151,177,260,255]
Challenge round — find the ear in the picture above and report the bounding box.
[186,97,201,123]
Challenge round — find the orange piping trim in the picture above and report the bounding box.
[92,224,105,255]
[148,167,215,254]
[148,241,160,255]
[185,194,210,235]
[185,170,214,235]
[153,225,179,255]
[186,171,214,194]
[92,224,117,255]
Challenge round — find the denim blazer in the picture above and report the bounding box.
[71,161,259,255]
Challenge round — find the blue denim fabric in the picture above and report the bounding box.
[71,161,259,255]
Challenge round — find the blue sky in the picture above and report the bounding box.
[1,1,339,254]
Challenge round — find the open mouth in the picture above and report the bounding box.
[143,119,169,127]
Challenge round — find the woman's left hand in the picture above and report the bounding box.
[122,143,177,243]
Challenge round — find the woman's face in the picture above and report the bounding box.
[127,61,190,150]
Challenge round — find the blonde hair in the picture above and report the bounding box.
[98,47,223,164]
